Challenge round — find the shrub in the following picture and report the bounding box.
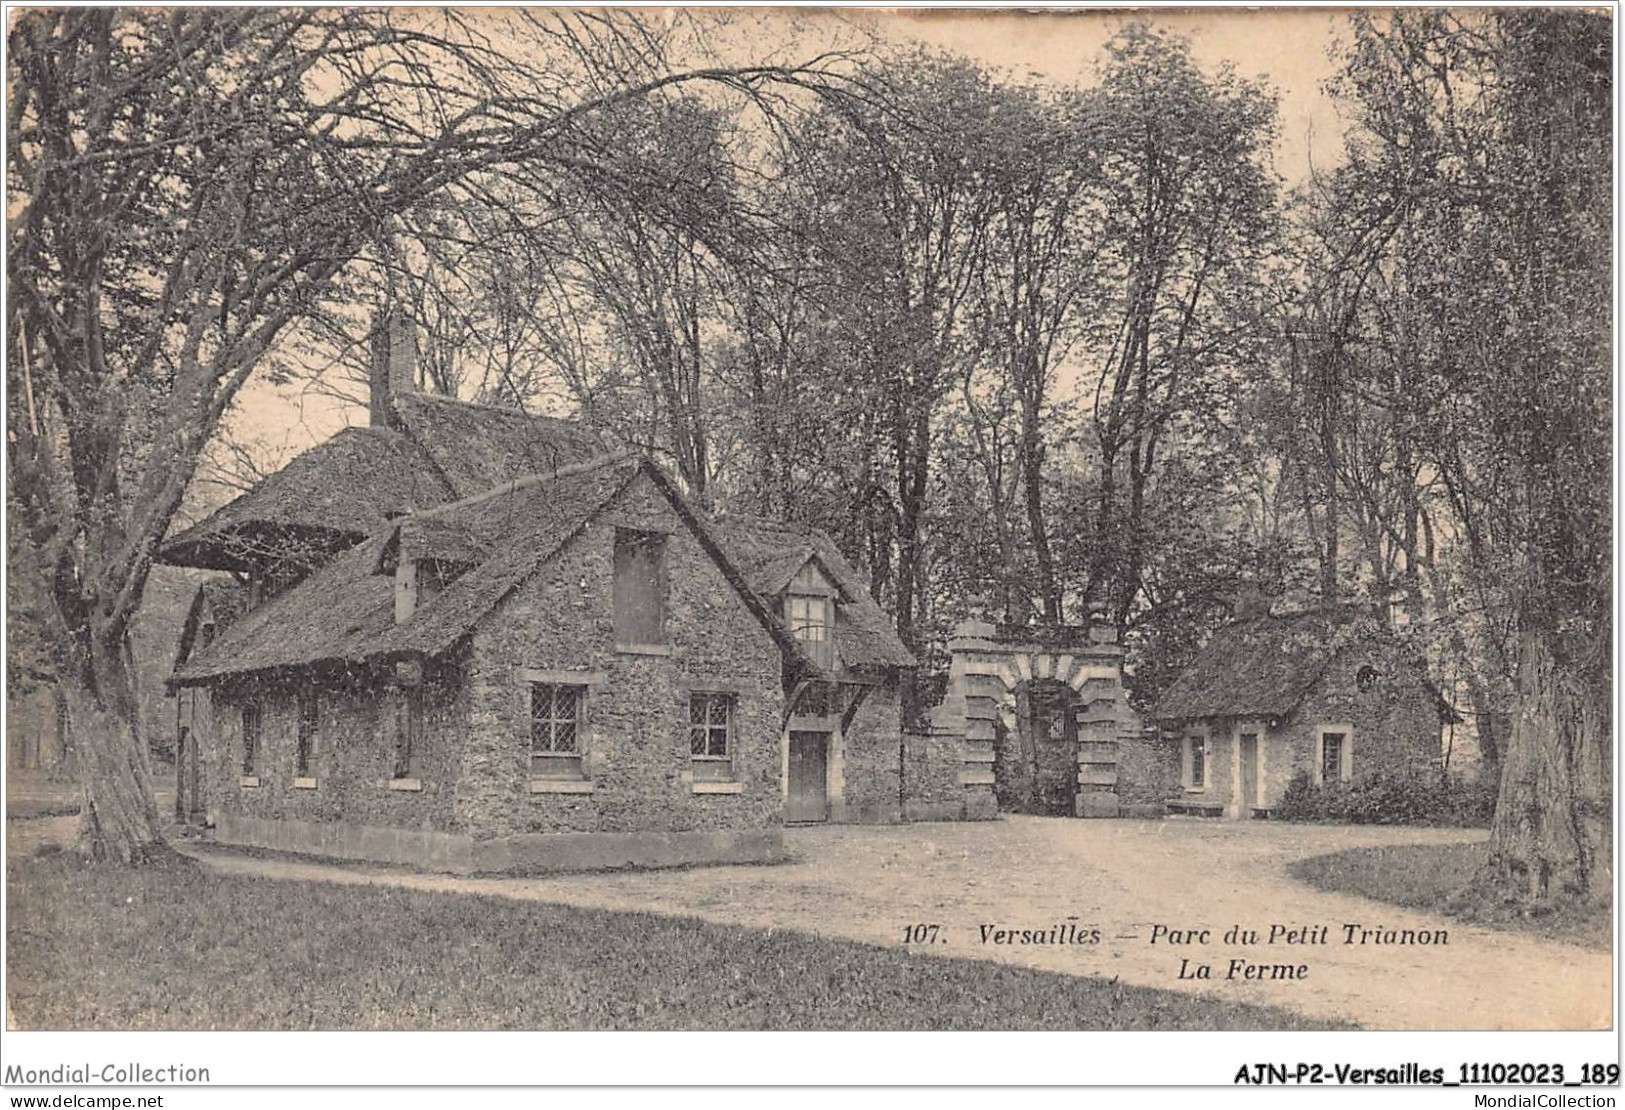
[1273,769,1493,827]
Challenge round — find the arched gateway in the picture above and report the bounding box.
[927,620,1129,819]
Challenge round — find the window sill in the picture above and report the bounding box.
[530,779,595,794]
[615,642,671,657]
[691,781,743,795]
[1184,786,1207,795]
[239,775,262,789]
[389,778,424,792]
[292,777,318,790]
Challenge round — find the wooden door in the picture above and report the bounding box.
[1238,733,1259,817]
[786,731,829,823]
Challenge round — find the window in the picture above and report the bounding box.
[788,594,834,668]
[296,689,319,777]
[1182,732,1207,792]
[394,687,424,780]
[690,693,732,759]
[242,703,261,775]
[613,530,667,647]
[1316,726,1353,786]
[530,683,585,779]
[690,693,734,783]
[1357,665,1378,692]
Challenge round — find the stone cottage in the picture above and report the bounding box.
[160,318,936,872]
[1152,606,1458,819]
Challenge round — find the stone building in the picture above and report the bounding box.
[160,318,935,872]
[1152,607,1458,818]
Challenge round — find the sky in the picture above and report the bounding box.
[220,7,1353,489]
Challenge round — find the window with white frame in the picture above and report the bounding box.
[1182,731,1207,791]
[1316,726,1353,786]
[689,692,735,781]
[530,683,586,779]
[787,594,834,668]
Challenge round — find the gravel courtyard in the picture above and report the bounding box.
[176,815,1609,1031]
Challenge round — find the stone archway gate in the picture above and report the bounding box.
[927,620,1128,819]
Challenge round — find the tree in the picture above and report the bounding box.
[6,8,855,861]
[966,83,1100,623]
[1078,26,1279,634]
[1309,10,1611,902]
[790,54,1008,706]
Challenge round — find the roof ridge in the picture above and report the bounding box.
[406,450,640,523]
[395,390,585,425]
[337,423,408,439]
[715,510,810,527]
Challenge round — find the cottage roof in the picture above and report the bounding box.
[159,394,611,571]
[371,455,647,659]
[172,580,249,673]
[171,535,397,683]
[710,514,917,670]
[390,392,609,498]
[159,426,453,571]
[1153,607,1452,722]
[171,455,827,685]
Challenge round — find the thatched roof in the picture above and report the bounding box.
[710,514,917,671]
[391,392,609,497]
[373,456,645,659]
[160,427,452,571]
[172,535,396,684]
[171,456,827,685]
[160,393,611,571]
[1153,607,1452,722]
[172,580,249,673]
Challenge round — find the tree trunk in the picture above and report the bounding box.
[1487,627,1611,903]
[1020,414,1059,623]
[62,632,168,863]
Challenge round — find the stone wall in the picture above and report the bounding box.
[901,731,965,821]
[1276,645,1445,791]
[1114,726,1177,813]
[199,656,467,833]
[836,683,903,823]
[212,813,784,874]
[458,471,784,839]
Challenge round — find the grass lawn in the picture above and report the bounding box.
[1289,842,1610,952]
[7,852,1344,1031]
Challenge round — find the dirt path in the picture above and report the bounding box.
[171,816,1610,1030]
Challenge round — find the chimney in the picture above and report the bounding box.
[367,310,391,427]
[388,305,418,399]
[368,306,418,426]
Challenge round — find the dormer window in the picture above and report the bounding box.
[785,562,837,669]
